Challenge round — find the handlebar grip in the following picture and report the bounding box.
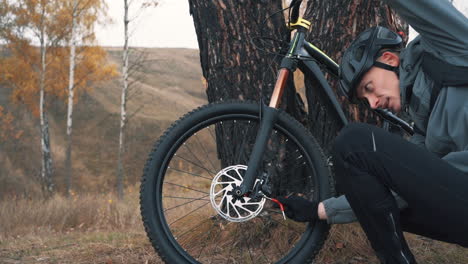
[290,0,302,24]
[374,109,414,135]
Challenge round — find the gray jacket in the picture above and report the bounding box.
[323,0,468,224]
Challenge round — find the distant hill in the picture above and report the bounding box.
[0,48,206,197]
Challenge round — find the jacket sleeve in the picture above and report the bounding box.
[383,0,468,57]
[426,87,468,175]
[443,151,468,173]
[409,133,426,149]
[322,193,408,225]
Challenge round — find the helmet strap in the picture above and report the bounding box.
[374,61,399,75]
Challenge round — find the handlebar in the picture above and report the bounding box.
[374,109,414,136]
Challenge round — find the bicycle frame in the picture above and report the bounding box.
[238,16,413,196]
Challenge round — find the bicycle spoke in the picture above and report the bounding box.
[216,123,238,165]
[196,221,219,260]
[175,217,214,241]
[279,162,308,177]
[193,133,218,172]
[165,182,209,195]
[168,167,212,180]
[183,142,217,176]
[164,194,211,212]
[235,121,254,165]
[163,195,210,201]
[206,125,218,148]
[169,201,211,226]
[173,154,216,179]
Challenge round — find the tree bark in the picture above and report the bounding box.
[303,0,408,153]
[117,0,130,200]
[189,0,305,118]
[39,7,54,195]
[65,0,78,197]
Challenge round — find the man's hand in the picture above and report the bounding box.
[276,196,319,222]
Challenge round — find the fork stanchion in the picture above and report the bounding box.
[269,68,290,108]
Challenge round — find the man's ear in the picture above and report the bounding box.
[379,51,400,67]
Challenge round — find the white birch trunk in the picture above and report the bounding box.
[39,11,54,195]
[117,0,130,199]
[65,0,78,197]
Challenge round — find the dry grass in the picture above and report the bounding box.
[0,188,141,238]
[1,187,467,264]
[0,186,161,264]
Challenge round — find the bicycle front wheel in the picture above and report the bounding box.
[140,101,332,264]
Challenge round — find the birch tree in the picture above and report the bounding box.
[66,0,78,197]
[37,0,56,194]
[118,0,130,200]
[64,0,107,197]
[1,0,116,195]
[117,0,158,200]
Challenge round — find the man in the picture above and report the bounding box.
[278,0,468,263]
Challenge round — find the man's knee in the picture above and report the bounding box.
[332,122,373,158]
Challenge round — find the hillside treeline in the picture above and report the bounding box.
[0,0,205,199]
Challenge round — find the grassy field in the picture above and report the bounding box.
[1,186,467,264]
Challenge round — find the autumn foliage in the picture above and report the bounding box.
[0,0,117,117]
[0,106,23,142]
[1,45,116,116]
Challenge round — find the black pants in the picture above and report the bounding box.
[332,123,468,264]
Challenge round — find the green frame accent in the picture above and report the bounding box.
[305,42,339,68]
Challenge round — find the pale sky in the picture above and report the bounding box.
[95,0,468,50]
[95,0,198,49]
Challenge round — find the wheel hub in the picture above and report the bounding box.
[210,165,266,222]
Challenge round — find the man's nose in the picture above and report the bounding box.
[367,96,379,109]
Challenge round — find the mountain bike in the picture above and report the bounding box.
[140,1,413,263]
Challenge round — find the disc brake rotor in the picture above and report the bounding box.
[210,165,266,222]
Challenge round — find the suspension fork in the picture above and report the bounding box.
[237,68,290,196]
[237,27,306,196]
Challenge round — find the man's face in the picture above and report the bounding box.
[355,52,401,113]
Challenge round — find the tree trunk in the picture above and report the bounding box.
[39,14,54,195]
[189,0,308,192]
[189,0,305,117]
[117,0,130,200]
[65,0,78,197]
[303,0,408,153]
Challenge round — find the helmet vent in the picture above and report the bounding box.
[354,46,365,61]
[377,29,398,40]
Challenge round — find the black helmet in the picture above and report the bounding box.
[339,26,402,103]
